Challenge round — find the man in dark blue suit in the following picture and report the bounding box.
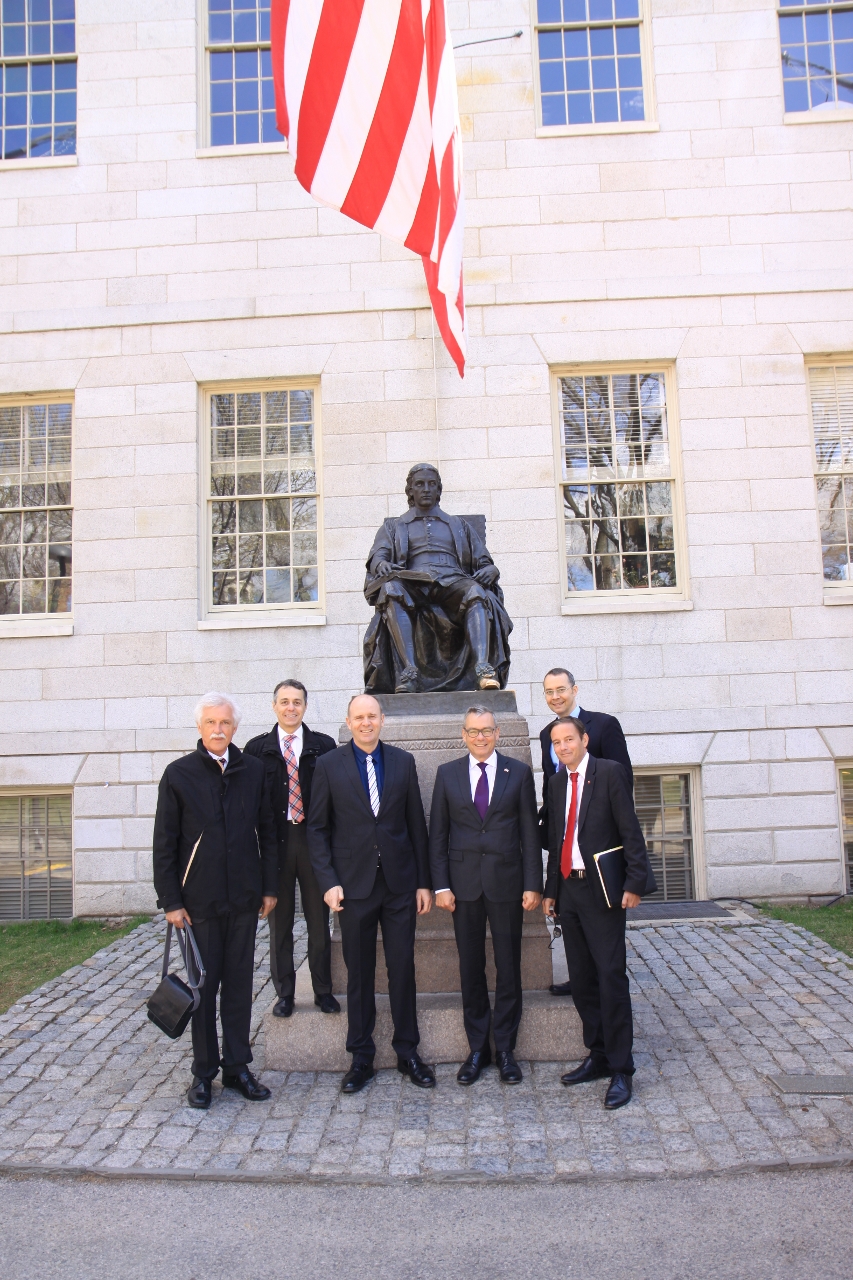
[307,694,434,1095]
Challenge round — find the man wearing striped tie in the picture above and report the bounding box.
[307,694,434,1094]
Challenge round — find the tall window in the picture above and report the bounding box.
[206,0,283,147]
[0,1,76,160]
[635,774,695,902]
[809,363,853,585]
[207,387,320,610]
[535,0,646,129]
[0,400,72,616]
[0,793,72,920]
[779,2,853,114]
[557,370,681,595]
[840,768,853,893]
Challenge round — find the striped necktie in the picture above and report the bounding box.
[365,754,380,817]
[281,735,304,822]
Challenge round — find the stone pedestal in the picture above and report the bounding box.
[262,689,584,1072]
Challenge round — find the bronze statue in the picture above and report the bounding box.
[363,464,513,694]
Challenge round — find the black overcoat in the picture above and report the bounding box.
[243,723,337,858]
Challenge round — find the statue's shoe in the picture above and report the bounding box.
[475,663,500,690]
[395,666,420,693]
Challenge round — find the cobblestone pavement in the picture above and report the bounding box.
[1,913,852,1183]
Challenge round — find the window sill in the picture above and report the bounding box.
[198,611,325,631]
[195,142,289,159]
[0,154,77,171]
[0,616,73,638]
[823,587,853,606]
[561,595,692,616]
[535,120,659,139]
[784,108,853,125]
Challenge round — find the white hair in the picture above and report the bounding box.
[194,692,242,728]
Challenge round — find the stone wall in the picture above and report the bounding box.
[1,1,852,911]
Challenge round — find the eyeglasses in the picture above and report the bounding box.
[463,727,497,739]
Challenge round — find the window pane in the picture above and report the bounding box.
[537,8,643,127]
[0,8,77,159]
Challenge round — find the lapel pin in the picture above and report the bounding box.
[503,768,509,773]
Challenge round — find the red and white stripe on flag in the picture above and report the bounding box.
[271,0,467,376]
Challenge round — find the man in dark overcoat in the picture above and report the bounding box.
[153,693,278,1110]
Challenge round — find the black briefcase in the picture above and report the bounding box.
[147,923,206,1039]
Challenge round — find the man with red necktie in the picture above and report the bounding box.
[542,716,653,1111]
[429,706,542,1086]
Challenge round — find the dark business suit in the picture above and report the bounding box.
[545,755,652,1075]
[307,741,429,1063]
[539,708,632,846]
[429,754,541,1053]
[244,723,337,1000]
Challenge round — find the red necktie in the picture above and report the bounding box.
[560,772,579,879]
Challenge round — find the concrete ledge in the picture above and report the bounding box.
[263,987,584,1072]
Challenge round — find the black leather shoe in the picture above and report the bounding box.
[273,996,294,1018]
[341,1061,375,1094]
[495,1050,523,1084]
[314,993,341,1014]
[604,1073,632,1110]
[187,1076,211,1110]
[561,1056,611,1087]
[397,1054,436,1088]
[222,1068,271,1101]
[456,1049,491,1085]
[549,980,572,996]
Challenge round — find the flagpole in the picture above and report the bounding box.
[430,307,441,471]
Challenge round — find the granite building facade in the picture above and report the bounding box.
[1,1,852,917]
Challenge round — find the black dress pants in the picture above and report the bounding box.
[190,911,257,1080]
[453,895,523,1053]
[338,865,419,1063]
[559,875,634,1074]
[269,822,332,999]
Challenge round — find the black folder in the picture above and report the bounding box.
[592,845,626,909]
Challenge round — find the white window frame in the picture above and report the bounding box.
[806,357,853,607]
[778,1,853,126]
[531,0,659,138]
[634,766,706,902]
[0,390,74,639]
[550,361,691,615]
[198,377,326,631]
[195,0,288,157]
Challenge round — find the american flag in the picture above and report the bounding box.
[271,0,467,376]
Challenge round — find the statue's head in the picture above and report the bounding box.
[405,463,442,509]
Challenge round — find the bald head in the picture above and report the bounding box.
[346,693,384,752]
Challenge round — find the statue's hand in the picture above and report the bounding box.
[373,560,395,579]
[473,564,499,587]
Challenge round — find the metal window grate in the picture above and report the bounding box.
[634,773,694,901]
[0,793,72,920]
[841,768,853,893]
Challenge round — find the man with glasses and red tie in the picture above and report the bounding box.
[542,717,653,1111]
[245,680,338,1019]
[429,706,542,1086]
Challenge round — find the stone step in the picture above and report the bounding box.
[330,909,553,994]
[263,971,584,1072]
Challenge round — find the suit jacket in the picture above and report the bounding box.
[307,741,430,900]
[243,723,337,859]
[429,754,542,903]
[540,708,633,800]
[544,755,653,907]
[152,742,278,918]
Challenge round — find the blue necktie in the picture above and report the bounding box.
[474,762,489,822]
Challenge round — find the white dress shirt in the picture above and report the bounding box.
[563,749,590,871]
[435,752,499,895]
[207,746,229,769]
[278,723,304,820]
[550,706,582,770]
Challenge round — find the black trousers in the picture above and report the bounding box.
[559,875,634,1074]
[338,865,419,1063]
[190,910,258,1080]
[269,822,332,999]
[453,895,523,1054]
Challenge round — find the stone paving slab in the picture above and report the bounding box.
[1,913,853,1183]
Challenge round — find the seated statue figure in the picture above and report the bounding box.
[363,463,513,694]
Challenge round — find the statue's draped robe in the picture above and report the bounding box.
[363,508,512,693]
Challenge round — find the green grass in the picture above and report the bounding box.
[760,899,853,959]
[0,916,150,1015]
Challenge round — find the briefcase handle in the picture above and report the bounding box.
[162,922,206,1008]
